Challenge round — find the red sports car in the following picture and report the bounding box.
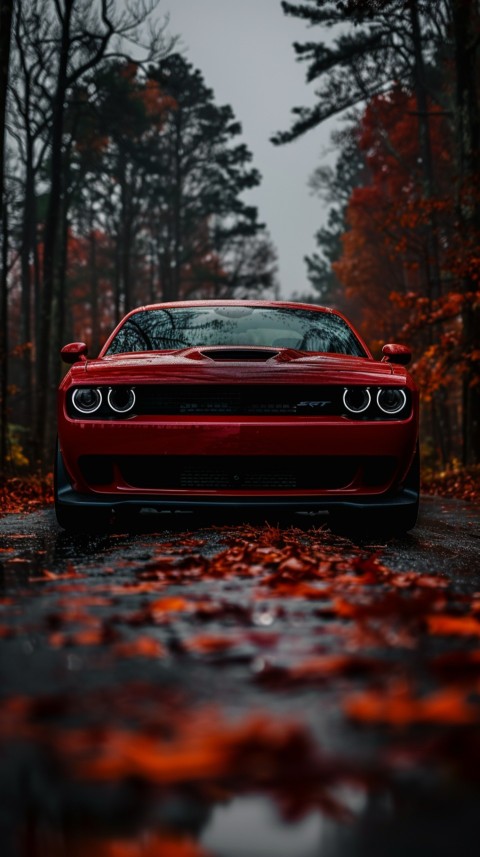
[56,301,419,534]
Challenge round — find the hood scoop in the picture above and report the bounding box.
[198,347,280,362]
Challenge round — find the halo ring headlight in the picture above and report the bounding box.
[376,388,407,415]
[72,387,102,414]
[107,387,136,414]
[343,387,371,414]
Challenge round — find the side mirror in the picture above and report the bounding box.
[381,343,412,365]
[60,342,88,364]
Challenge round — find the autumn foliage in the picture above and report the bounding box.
[331,87,480,471]
[284,2,480,472]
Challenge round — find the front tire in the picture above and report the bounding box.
[55,502,111,533]
[331,446,420,538]
[54,440,111,533]
[396,443,420,533]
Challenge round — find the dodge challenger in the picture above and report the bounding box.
[56,301,419,533]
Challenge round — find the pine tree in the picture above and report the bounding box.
[150,54,269,301]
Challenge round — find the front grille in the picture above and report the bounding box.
[178,467,297,490]
[79,455,397,491]
[120,455,354,490]
[135,385,340,416]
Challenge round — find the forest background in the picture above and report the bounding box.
[0,0,479,495]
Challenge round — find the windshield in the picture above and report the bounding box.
[105,306,367,357]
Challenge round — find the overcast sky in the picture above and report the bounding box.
[163,0,339,299]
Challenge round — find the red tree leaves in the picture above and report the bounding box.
[332,85,480,466]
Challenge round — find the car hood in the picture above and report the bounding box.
[65,347,408,387]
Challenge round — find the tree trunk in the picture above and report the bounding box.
[56,146,73,356]
[452,0,480,465]
[90,225,100,356]
[0,0,13,475]
[119,156,133,313]
[19,149,35,436]
[408,0,442,301]
[0,0,13,217]
[35,0,73,466]
[0,204,8,471]
[409,0,454,463]
[173,112,183,300]
[113,230,121,325]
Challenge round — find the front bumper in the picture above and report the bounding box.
[58,413,418,497]
[56,443,418,514]
[56,483,419,513]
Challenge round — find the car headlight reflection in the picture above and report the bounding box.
[107,387,136,414]
[343,387,371,414]
[72,387,102,414]
[377,388,407,414]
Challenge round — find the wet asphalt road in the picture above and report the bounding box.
[1,495,479,604]
[0,496,479,857]
[0,493,479,576]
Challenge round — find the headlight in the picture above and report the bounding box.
[72,387,102,414]
[377,388,407,414]
[343,387,371,414]
[107,387,136,414]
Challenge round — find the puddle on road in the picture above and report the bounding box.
[201,796,324,857]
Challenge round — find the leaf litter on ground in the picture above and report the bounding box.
[2,520,480,843]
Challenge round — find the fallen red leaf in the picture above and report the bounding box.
[184,634,235,654]
[288,654,380,681]
[427,614,480,637]
[30,832,211,857]
[114,637,166,659]
[345,680,477,726]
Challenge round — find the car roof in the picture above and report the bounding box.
[136,300,335,313]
